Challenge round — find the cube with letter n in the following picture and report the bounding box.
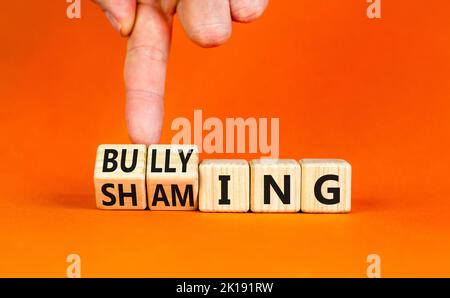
[250,159,301,212]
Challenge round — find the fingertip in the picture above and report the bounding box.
[108,13,135,37]
[230,0,269,23]
[177,0,232,48]
[189,23,232,48]
[128,130,161,146]
[96,0,136,36]
[126,93,164,145]
[119,19,135,37]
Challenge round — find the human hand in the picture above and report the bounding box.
[93,0,268,144]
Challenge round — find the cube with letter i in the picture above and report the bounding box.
[250,159,301,212]
[147,145,199,210]
[199,160,250,212]
[300,159,351,213]
[94,144,147,210]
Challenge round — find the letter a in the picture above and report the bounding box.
[66,0,81,19]
[66,253,81,278]
[367,0,381,19]
[366,254,381,278]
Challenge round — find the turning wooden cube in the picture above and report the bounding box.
[199,160,249,212]
[94,144,147,210]
[147,145,199,210]
[300,159,351,213]
[250,159,301,212]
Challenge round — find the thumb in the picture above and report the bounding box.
[93,0,136,36]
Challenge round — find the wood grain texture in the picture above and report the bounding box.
[147,144,199,210]
[300,159,351,213]
[250,159,301,213]
[94,144,147,210]
[199,159,249,212]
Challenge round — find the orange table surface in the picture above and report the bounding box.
[1,1,450,277]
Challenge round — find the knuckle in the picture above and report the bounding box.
[125,88,164,103]
[126,44,168,63]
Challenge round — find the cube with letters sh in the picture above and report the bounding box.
[147,145,199,210]
[94,144,148,210]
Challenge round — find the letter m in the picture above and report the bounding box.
[171,184,194,207]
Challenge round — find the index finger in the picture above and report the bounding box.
[124,3,173,145]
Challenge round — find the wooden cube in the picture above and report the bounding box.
[300,159,351,213]
[94,144,147,210]
[250,159,301,212]
[199,160,249,212]
[147,145,199,210]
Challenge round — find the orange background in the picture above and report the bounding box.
[1,1,450,277]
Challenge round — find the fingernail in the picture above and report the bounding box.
[105,11,121,34]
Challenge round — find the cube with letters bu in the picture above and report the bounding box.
[147,145,199,210]
[300,159,351,213]
[199,160,250,212]
[94,144,147,210]
[250,159,301,212]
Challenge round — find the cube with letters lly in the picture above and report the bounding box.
[94,144,148,210]
[147,144,199,210]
